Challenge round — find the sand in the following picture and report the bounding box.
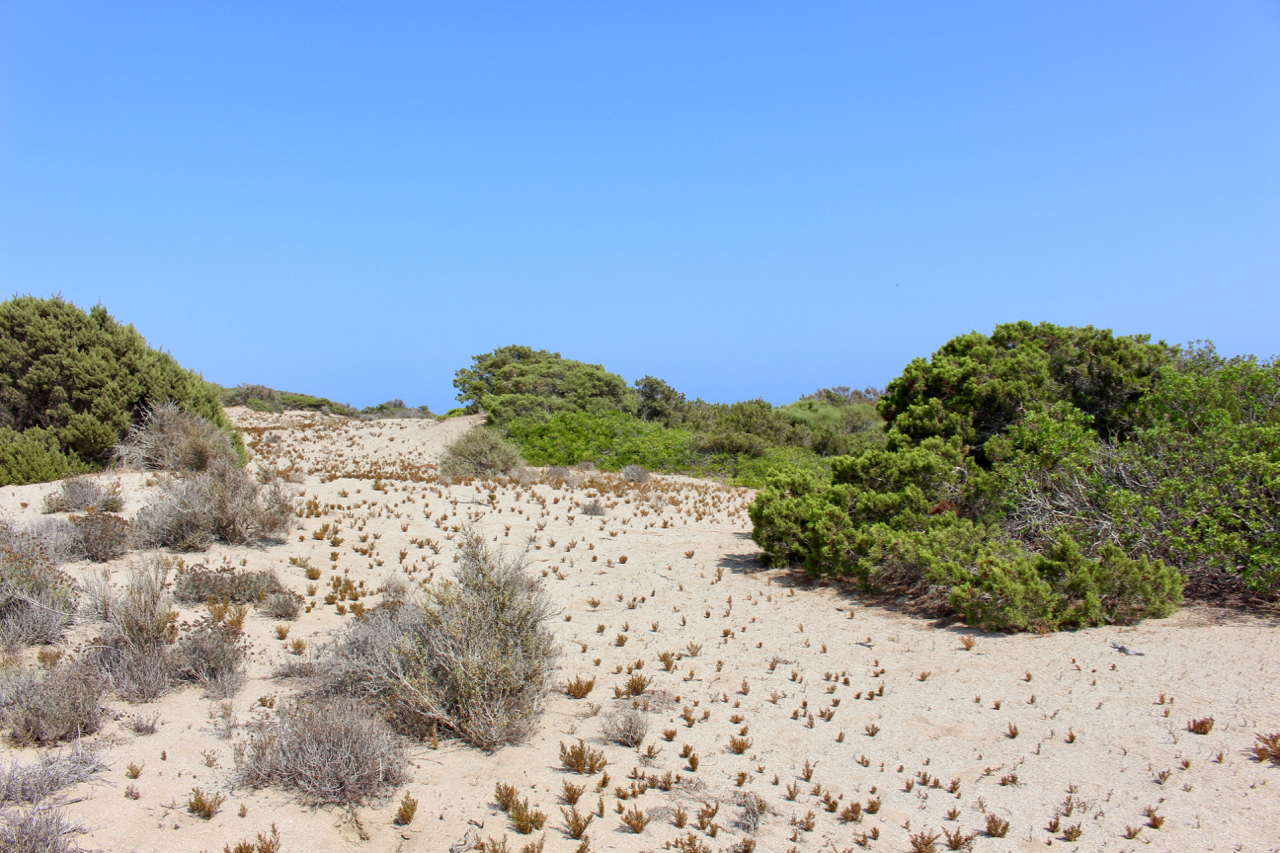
[2,407,1278,853]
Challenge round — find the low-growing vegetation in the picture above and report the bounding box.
[321,528,558,750]
[233,697,407,804]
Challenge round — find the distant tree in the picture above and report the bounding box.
[634,375,688,427]
[453,345,635,422]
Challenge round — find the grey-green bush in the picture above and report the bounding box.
[322,529,558,750]
[0,531,77,648]
[173,618,245,699]
[233,697,407,805]
[134,460,293,551]
[112,402,239,473]
[0,660,105,745]
[438,427,524,479]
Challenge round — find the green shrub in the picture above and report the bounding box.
[322,529,558,750]
[439,427,524,479]
[732,446,832,489]
[0,428,93,487]
[453,345,636,420]
[0,296,241,479]
[940,536,1182,631]
[877,321,1172,463]
[504,410,699,472]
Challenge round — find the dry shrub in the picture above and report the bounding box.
[174,618,245,699]
[112,402,237,473]
[439,428,523,479]
[233,697,406,805]
[173,564,285,604]
[322,529,558,750]
[0,660,105,745]
[0,744,105,804]
[41,477,104,514]
[0,804,86,853]
[621,465,650,483]
[580,500,605,517]
[602,709,649,748]
[134,461,293,551]
[69,513,130,563]
[259,592,302,620]
[85,557,179,702]
[0,536,77,649]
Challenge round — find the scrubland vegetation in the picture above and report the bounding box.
[1,295,1277,852]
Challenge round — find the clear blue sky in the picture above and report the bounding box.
[2,2,1277,413]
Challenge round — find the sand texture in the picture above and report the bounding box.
[2,408,1278,853]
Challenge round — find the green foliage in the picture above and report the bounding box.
[0,427,93,486]
[749,322,1215,629]
[453,346,635,421]
[504,410,699,472]
[941,537,1182,631]
[635,375,689,427]
[0,296,241,483]
[360,399,434,419]
[220,384,356,416]
[877,321,1172,463]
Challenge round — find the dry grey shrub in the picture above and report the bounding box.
[69,513,130,563]
[621,464,650,483]
[173,564,285,604]
[233,697,406,805]
[112,402,237,473]
[1,744,105,804]
[438,427,523,479]
[84,557,179,702]
[19,519,84,565]
[580,500,606,517]
[0,660,105,745]
[41,477,121,514]
[736,792,769,833]
[0,529,77,649]
[602,709,649,748]
[133,459,293,551]
[173,618,245,699]
[0,804,86,853]
[322,528,558,751]
[259,591,302,620]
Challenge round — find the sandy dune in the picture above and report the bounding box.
[2,408,1278,853]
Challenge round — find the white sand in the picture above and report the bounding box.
[2,407,1277,853]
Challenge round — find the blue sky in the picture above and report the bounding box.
[2,2,1277,413]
